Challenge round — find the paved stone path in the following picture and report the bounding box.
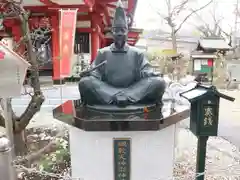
[12,85,79,115]
[217,90,240,147]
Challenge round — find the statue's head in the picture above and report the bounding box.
[112,0,128,49]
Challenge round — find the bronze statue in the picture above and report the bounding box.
[78,0,166,107]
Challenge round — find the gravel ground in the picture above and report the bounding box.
[174,127,240,180]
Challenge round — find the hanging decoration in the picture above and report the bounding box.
[59,9,78,77]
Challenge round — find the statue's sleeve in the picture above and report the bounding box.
[139,52,158,78]
[90,51,105,80]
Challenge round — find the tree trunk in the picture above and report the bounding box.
[171,28,177,51]
[171,28,179,80]
[14,131,28,156]
[0,2,45,157]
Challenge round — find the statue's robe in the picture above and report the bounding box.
[78,43,166,105]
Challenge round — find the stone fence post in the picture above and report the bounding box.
[0,136,16,180]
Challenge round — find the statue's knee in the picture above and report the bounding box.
[159,78,167,89]
[150,77,166,91]
[78,77,92,90]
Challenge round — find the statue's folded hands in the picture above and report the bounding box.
[112,92,129,106]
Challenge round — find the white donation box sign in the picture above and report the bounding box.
[0,42,30,98]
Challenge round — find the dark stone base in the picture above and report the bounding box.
[53,79,65,85]
[53,99,191,132]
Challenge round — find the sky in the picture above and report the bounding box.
[134,0,238,35]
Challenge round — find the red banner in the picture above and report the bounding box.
[59,9,78,77]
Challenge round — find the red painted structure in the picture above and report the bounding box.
[0,0,142,83]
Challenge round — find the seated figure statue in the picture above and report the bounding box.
[78,1,166,107]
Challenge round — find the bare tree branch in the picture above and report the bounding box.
[165,0,170,9]
[149,3,167,19]
[171,0,189,17]
[0,1,45,134]
[0,114,5,127]
[192,6,231,39]
[174,0,213,33]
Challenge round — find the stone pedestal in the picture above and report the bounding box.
[53,100,190,180]
[70,125,176,180]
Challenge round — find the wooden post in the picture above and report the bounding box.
[91,14,100,64]
[196,136,208,180]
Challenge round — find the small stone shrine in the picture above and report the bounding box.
[191,37,231,83]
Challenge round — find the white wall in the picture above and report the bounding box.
[70,125,176,180]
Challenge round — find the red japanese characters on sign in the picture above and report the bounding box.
[59,9,78,77]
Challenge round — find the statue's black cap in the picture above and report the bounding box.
[112,0,128,28]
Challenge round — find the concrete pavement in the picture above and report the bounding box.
[218,90,240,146]
[12,85,79,115]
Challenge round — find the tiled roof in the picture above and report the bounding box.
[198,38,231,50]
